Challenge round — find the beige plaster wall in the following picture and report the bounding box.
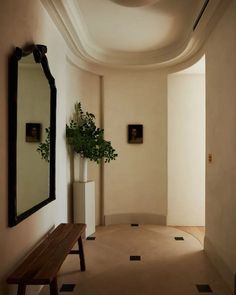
[103,70,167,224]
[0,1,65,293]
[205,0,236,291]
[66,61,101,225]
[168,73,205,226]
[0,0,100,293]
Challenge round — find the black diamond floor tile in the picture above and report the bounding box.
[86,236,96,240]
[174,237,184,241]
[131,223,139,227]
[196,284,212,293]
[60,284,76,292]
[130,255,141,261]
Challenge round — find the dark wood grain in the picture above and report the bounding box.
[49,278,58,295]
[78,236,86,271]
[7,223,86,286]
[17,284,26,295]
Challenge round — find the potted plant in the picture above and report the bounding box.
[66,102,118,181]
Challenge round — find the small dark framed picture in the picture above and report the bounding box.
[128,124,143,144]
[25,123,41,142]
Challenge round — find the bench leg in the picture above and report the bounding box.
[50,278,58,295]
[17,284,26,295]
[78,236,86,271]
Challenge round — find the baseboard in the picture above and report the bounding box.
[204,236,234,293]
[104,213,166,225]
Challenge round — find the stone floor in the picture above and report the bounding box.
[40,224,232,295]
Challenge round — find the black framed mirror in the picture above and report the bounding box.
[8,44,56,227]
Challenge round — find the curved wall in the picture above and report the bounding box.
[102,70,167,225]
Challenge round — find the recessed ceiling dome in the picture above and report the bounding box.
[41,0,228,69]
[111,0,159,7]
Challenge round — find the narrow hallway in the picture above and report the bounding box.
[40,225,230,295]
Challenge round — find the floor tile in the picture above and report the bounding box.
[174,236,184,241]
[39,225,232,295]
[60,284,76,292]
[196,284,212,293]
[130,255,141,261]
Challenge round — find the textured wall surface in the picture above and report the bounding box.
[168,73,205,226]
[205,0,236,290]
[103,70,167,223]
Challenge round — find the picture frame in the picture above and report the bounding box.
[25,123,41,142]
[128,124,143,144]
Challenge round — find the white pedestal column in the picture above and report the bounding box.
[73,181,95,238]
[79,157,88,182]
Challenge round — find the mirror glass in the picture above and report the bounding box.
[17,54,50,215]
[8,45,56,226]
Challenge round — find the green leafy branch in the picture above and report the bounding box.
[37,127,50,162]
[66,102,118,163]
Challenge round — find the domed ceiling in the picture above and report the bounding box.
[42,0,229,68]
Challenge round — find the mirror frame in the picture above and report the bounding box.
[8,44,56,227]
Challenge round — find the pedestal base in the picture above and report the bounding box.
[73,181,95,238]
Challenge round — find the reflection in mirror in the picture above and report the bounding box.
[8,45,56,226]
[17,54,50,215]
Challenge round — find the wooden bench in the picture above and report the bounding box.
[7,223,86,295]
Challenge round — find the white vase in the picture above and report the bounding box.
[79,156,88,182]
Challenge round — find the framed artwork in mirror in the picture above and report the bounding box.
[128,124,143,144]
[8,44,57,227]
[25,123,41,142]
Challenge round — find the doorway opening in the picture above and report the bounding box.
[167,56,206,243]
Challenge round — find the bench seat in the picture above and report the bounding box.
[7,223,86,295]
